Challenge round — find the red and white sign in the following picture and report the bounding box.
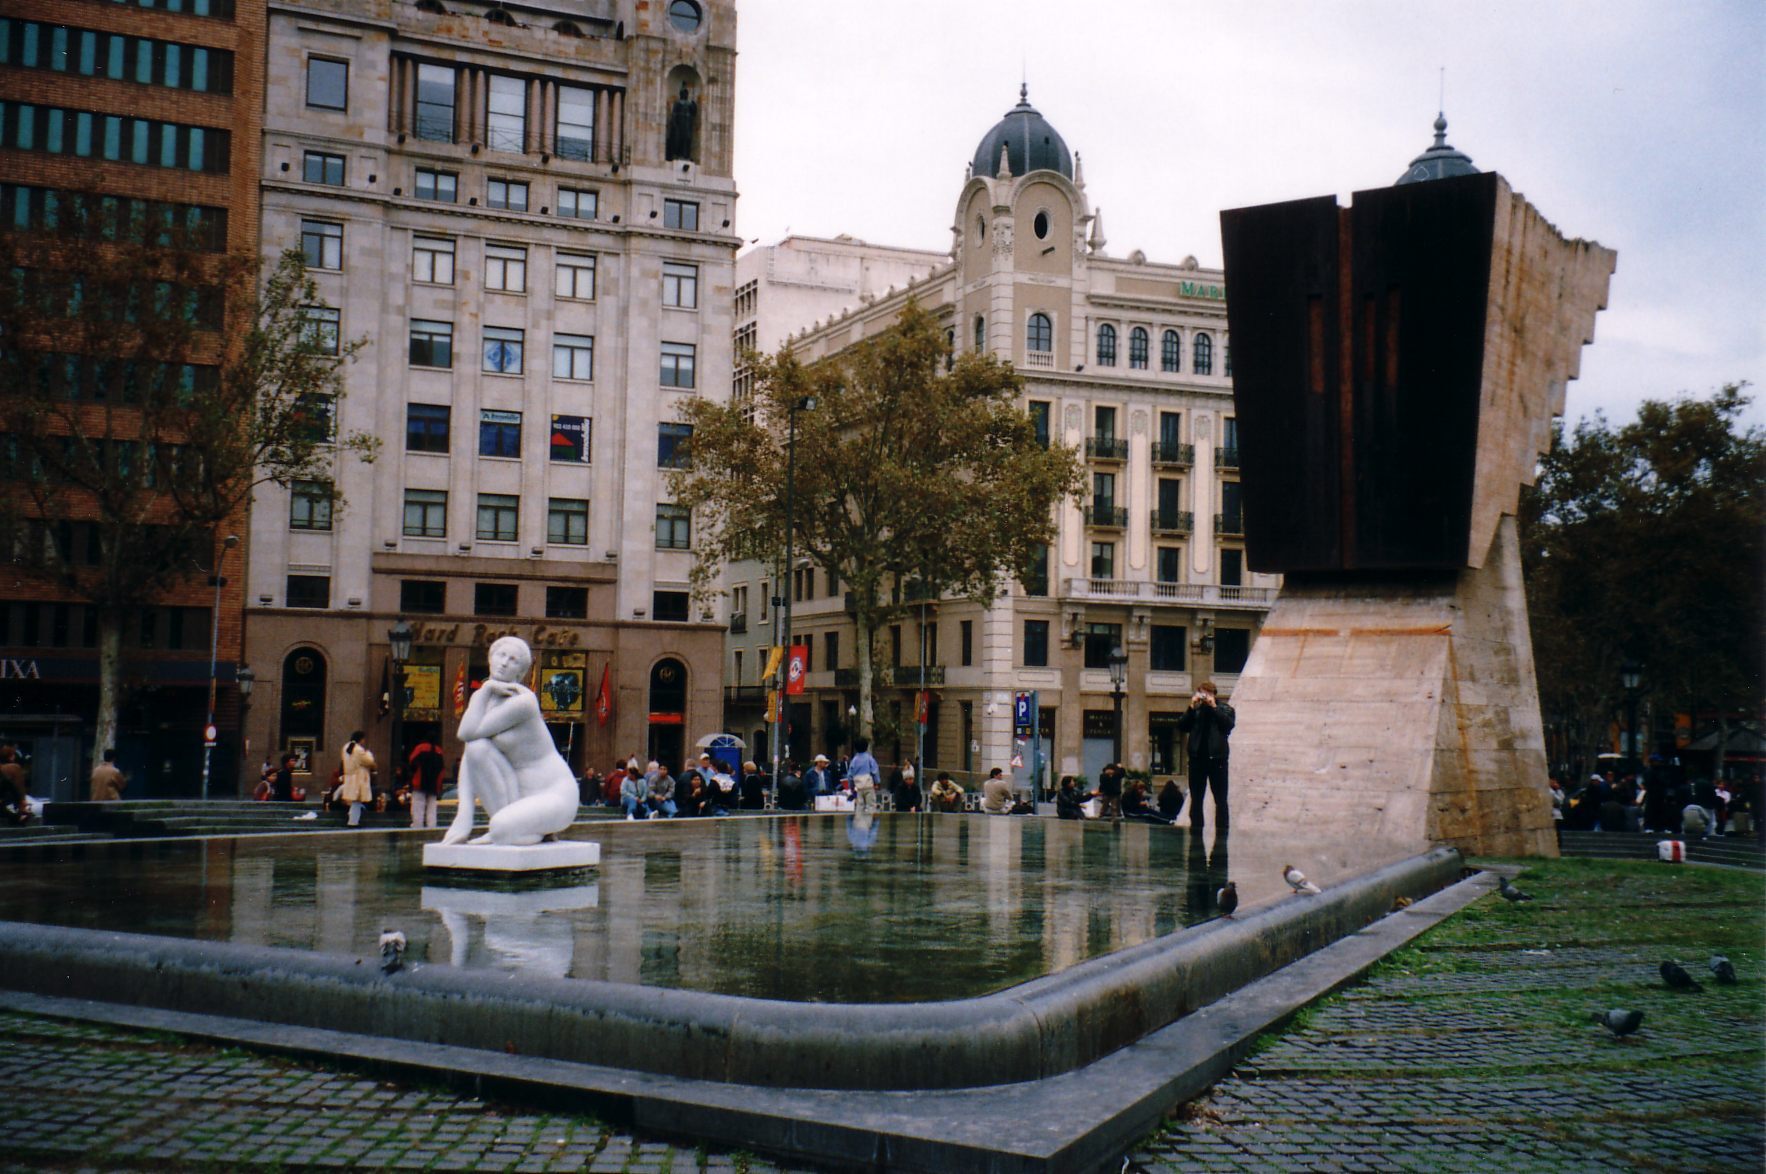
[203,723,218,746]
[785,645,808,695]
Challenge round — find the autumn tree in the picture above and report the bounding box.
[0,226,376,764]
[1519,384,1765,774]
[670,299,1085,737]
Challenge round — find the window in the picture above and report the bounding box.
[668,0,703,32]
[1224,340,1232,377]
[653,590,690,622]
[557,187,597,220]
[556,85,594,160]
[1193,331,1213,375]
[662,198,698,231]
[403,488,447,537]
[474,582,517,617]
[1161,329,1181,372]
[1159,411,1183,449]
[662,261,698,309]
[1220,548,1243,588]
[286,575,330,609]
[1090,541,1116,579]
[659,341,696,388]
[478,409,521,457]
[1027,312,1052,353]
[1093,471,1117,510]
[486,75,526,153]
[289,480,332,531]
[1083,622,1122,670]
[549,413,590,462]
[486,179,528,211]
[546,586,587,619]
[1096,323,1117,366]
[293,394,334,442]
[974,314,985,351]
[1,103,231,172]
[1213,628,1250,674]
[1033,209,1050,239]
[960,620,973,666]
[305,57,347,110]
[1156,546,1183,583]
[655,503,690,549]
[414,168,456,202]
[1023,542,1049,596]
[824,631,840,670]
[300,219,341,270]
[408,319,453,368]
[406,403,450,453]
[1220,479,1243,533]
[482,326,524,374]
[555,253,596,299]
[414,63,455,142]
[412,236,454,284]
[476,493,518,541]
[300,306,339,355]
[400,580,446,614]
[1028,401,1051,448]
[6,22,234,92]
[1129,326,1149,369]
[547,497,588,545]
[302,151,344,185]
[1095,405,1117,441]
[1023,620,1049,668]
[657,422,692,468]
[1158,478,1183,519]
[1150,625,1187,672]
[484,243,526,292]
[552,333,593,380]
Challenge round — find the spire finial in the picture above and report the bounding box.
[1019,80,1029,104]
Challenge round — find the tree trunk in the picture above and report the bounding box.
[855,605,876,740]
[93,609,123,766]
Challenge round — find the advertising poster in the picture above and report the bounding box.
[550,414,591,463]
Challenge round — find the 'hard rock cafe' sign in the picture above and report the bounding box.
[402,621,582,649]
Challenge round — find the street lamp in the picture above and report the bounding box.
[1620,660,1643,769]
[1108,643,1129,767]
[200,533,239,801]
[389,620,414,789]
[772,395,815,796]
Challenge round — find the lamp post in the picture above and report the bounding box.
[1108,643,1128,767]
[1620,660,1643,771]
[388,620,414,789]
[200,533,240,801]
[772,395,815,796]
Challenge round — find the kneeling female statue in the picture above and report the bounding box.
[442,636,580,846]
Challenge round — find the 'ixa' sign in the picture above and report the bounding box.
[1180,281,1226,300]
[402,621,581,649]
[0,658,41,679]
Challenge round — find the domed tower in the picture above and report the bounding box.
[1395,111,1479,185]
[954,85,1093,367]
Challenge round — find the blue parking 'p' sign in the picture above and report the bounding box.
[1014,692,1032,733]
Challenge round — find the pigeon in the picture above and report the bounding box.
[1283,865,1321,895]
[1591,1008,1644,1039]
[1710,955,1738,985]
[1216,881,1239,917]
[379,929,407,975]
[1660,960,1703,991]
[1496,876,1533,902]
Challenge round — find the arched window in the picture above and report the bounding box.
[280,647,327,743]
[1026,312,1053,353]
[1128,327,1149,370]
[1096,323,1117,367]
[1193,331,1213,376]
[974,314,986,351]
[1224,340,1232,378]
[650,658,687,714]
[1161,330,1181,372]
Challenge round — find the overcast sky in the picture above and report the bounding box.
[730,0,1765,428]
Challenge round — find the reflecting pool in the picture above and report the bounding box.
[0,815,1405,1002]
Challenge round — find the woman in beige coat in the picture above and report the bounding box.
[339,730,377,827]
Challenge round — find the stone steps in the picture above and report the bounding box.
[1558,829,1765,871]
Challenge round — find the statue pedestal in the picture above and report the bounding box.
[423,840,601,875]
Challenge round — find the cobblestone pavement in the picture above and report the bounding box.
[1129,859,1766,1173]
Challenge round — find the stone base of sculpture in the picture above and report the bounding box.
[1228,518,1558,858]
[423,840,601,874]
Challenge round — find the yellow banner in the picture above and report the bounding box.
[766,689,780,723]
[405,664,442,711]
[763,646,784,682]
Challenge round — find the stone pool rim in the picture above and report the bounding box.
[0,844,1461,1091]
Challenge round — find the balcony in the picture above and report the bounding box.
[1150,509,1194,535]
[1065,578,1277,609]
[1215,512,1245,537]
[1024,350,1054,369]
[1085,436,1128,461]
[724,684,768,707]
[834,668,859,688]
[1215,446,1240,469]
[728,612,747,634]
[1150,441,1195,467]
[883,665,945,687]
[1085,502,1128,528]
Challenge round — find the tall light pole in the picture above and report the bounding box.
[916,597,927,778]
[1108,643,1128,767]
[200,534,239,801]
[389,620,414,792]
[1621,660,1643,772]
[772,395,815,796]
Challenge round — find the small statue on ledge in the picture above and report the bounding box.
[665,84,698,162]
[442,636,580,846]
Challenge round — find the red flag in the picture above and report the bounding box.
[594,663,612,726]
[452,662,466,718]
[785,645,808,695]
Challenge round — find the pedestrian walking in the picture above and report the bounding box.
[339,731,377,827]
[1176,680,1235,830]
[846,738,882,815]
[407,740,445,829]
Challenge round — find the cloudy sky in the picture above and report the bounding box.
[730,0,1765,428]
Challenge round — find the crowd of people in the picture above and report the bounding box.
[1551,755,1754,839]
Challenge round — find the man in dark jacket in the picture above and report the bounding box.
[1175,680,1235,830]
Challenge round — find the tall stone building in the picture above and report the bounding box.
[722,88,1277,787]
[0,0,265,798]
[242,0,738,784]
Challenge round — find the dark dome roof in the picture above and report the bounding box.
[972,85,1073,180]
[1395,112,1478,185]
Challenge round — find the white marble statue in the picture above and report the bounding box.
[442,636,580,846]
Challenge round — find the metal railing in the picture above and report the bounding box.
[1150,441,1194,466]
[1215,512,1245,536]
[723,685,767,705]
[1215,446,1240,469]
[1085,436,1128,461]
[1150,509,1194,534]
[1086,502,1128,528]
